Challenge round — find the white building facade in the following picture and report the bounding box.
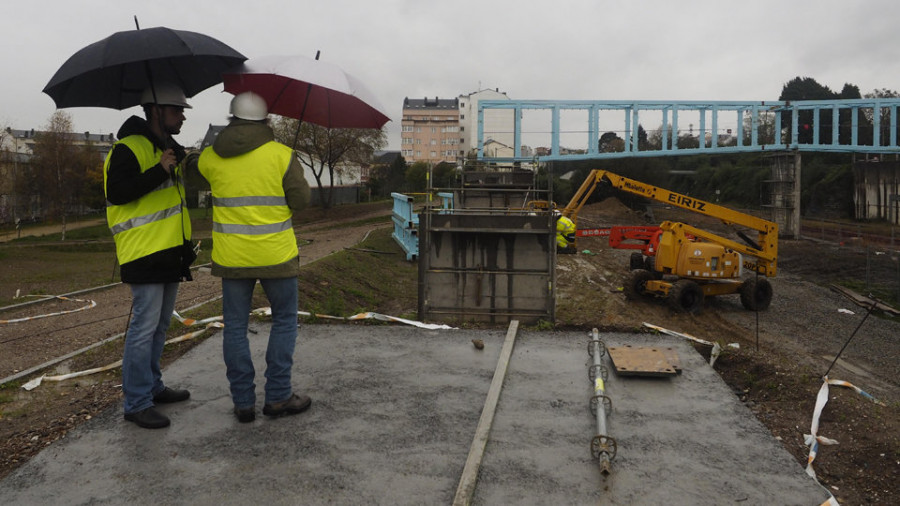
[457,88,515,161]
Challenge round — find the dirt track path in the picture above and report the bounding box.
[0,218,107,243]
[0,217,392,381]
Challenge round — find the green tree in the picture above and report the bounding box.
[405,161,429,193]
[271,118,387,209]
[367,154,407,198]
[431,161,458,189]
[779,77,863,145]
[598,131,622,152]
[779,76,835,101]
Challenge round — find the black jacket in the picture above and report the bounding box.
[106,116,194,283]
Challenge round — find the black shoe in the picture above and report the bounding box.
[234,406,256,423]
[124,406,170,429]
[153,387,190,404]
[263,393,311,418]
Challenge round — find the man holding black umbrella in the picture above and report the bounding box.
[103,82,196,429]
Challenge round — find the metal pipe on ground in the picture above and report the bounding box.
[588,327,616,475]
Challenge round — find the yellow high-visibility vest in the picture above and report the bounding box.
[198,141,297,268]
[556,215,576,248]
[103,135,191,264]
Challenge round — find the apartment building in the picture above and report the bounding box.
[400,97,460,165]
[457,88,515,160]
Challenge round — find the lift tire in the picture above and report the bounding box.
[644,256,662,278]
[629,252,644,271]
[668,279,704,313]
[740,278,773,311]
[624,269,655,300]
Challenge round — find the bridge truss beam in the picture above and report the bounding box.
[476,99,900,163]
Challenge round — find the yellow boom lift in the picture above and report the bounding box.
[563,170,779,313]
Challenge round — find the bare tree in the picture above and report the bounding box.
[271,118,386,209]
[0,125,11,223]
[27,111,102,238]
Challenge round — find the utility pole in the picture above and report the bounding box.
[13,133,19,225]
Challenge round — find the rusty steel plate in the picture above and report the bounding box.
[608,345,679,377]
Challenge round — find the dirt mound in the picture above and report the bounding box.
[576,197,646,227]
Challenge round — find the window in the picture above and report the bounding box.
[460,102,465,108]
[402,125,413,132]
[430,139,437,145]
[460,126,465,132]
[460,114,465,120]
[430,151,437,158]
[431,127,437,133]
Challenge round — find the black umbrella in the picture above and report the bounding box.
[43,25,246,110]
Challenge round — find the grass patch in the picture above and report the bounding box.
[302,214,392,234]
[297,228,417,320]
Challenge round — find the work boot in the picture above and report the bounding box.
[234,406,256,423]
[263,393,311,418]
[124,406,170,429]
[153,387,190,404]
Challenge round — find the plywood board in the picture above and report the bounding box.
[608,345,679,377]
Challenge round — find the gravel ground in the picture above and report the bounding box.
[1,199,898,504]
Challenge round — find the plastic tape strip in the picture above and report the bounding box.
[172,310,223,327]
[22,322,223,391]
[804,376,885,481]
[1,295,97,324]
[643,322,738,366]
[251,307,455,330]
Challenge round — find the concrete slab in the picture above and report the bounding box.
[0,324,831,505]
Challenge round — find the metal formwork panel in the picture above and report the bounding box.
[417,212,555,324]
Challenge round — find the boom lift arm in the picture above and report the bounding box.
[563,170,778,277]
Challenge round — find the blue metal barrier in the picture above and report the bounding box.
[391,192,455,261]
[391,193,419,261]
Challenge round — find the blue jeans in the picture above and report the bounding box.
[122,282,179,414]
[222,277,298,409]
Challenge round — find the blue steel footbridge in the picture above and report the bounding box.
[476,98,900,163]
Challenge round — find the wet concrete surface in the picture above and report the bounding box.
[0,324,831,505]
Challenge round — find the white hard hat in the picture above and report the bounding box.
[230,91,268,121]
[140,82,191,108]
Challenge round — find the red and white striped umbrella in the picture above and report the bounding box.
[222,53,391,129]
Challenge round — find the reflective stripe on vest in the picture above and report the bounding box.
[103,135,191,264]
[198,140,297,268]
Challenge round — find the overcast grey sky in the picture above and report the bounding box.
[3,0,900,151]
